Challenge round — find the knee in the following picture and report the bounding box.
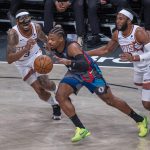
[36,87,47,101]
[55,91,65,104]
[142,101,150,111]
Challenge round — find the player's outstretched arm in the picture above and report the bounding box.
[87,31,119,56]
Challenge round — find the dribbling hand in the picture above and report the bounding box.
[24,38,36,52]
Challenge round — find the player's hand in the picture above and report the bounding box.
[119,52,133,61]
[54,56,71,65]
[24,39,36,51]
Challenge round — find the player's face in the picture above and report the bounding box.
[17,15,31,31]
[48,34,63,50]
[116,13,128,31]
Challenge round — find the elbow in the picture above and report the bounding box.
[7,61,13,64]
[6,56,13,64]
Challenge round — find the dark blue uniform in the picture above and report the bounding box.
[54,39,109,94]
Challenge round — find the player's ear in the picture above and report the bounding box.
[59,36,64,42]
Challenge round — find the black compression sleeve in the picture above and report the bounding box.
[70,54,89,72]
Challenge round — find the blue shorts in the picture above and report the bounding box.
[60,74,107,94]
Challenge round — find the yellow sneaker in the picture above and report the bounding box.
[71,127,91,142]
[137,116,149,137]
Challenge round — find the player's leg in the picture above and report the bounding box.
[141,70,150,110]
[37,75,56,91]
[56,76,90,142]
[95,85,149,137]
[37,75,61,119]
[133,71,150,110]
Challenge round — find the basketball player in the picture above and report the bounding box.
[47,25,148,142]
[6,9,61,120]
[87,9,150,112]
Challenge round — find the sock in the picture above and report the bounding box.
[47,96,58,105]
[129,110,144,123]
[52,104,61,116]
[70,114,85,128]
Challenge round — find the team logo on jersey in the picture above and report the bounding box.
[98,86,105,94]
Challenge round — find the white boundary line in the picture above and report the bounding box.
[0,61,133,69]
[54,64,134,69]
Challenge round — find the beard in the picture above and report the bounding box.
[117,21,128,32]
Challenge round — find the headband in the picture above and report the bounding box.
[16,12,29,19]
[119,9,133,21]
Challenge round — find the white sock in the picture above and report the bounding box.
[47,96,58,105]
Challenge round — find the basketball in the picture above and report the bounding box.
[34,55,53,74]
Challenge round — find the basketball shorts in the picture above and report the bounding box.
[134,69,150,101]
[15,51,43,85]
[60,72,108,94]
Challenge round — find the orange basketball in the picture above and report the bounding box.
[34,55,53,74]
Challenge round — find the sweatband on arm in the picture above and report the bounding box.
[70,54,89,72]
[139,43,150,61]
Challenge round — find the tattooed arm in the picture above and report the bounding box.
[35,23,48,43]
[7,29,35,64]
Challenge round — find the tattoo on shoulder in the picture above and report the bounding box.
[7,29,18,53]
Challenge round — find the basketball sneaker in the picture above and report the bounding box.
[71,127,91,142]
[137,116,149,137]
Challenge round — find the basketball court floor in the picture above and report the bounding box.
[0,63,150,150]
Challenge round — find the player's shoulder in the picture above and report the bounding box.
[7,28,18,41]
[135,26,147,37]
[7,28,17,36]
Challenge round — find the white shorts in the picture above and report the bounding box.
[15,51,43,85]
[134,69,150,101]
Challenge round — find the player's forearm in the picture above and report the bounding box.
[7,48,28,64]
[139,43,150,61]
[87,46,109,56]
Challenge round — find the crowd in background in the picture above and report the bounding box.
[7,0,150,47]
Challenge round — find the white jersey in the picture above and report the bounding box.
[12,22,41,66]
[118,25,150,72]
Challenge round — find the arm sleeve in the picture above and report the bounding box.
[139,43,150,61]
[69,54,90,72]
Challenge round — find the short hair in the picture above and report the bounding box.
[49,25,66,38]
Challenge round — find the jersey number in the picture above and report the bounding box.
[24,51,30,57]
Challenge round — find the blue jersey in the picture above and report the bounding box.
[54,38,103,83]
